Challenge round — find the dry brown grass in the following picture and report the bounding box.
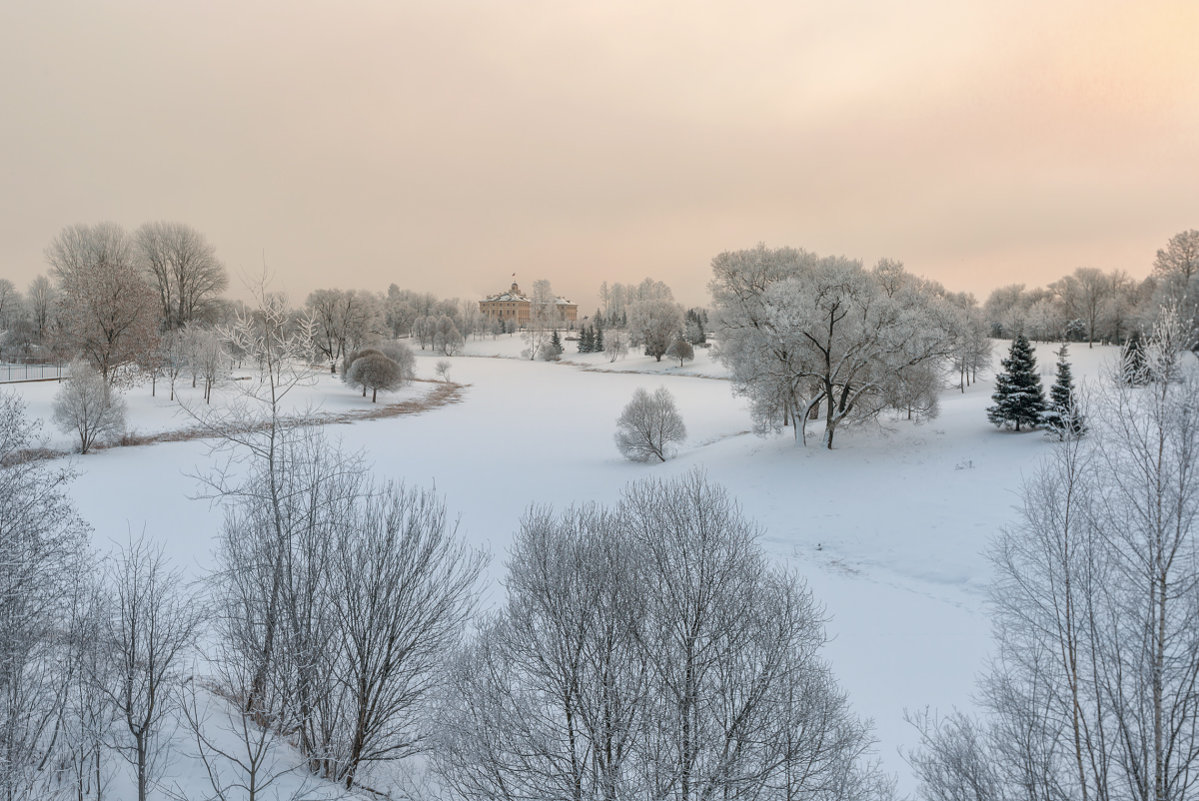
[5,380,466,465]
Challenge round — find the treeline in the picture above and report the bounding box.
[0,221,516,393]
[981,229,1199,346]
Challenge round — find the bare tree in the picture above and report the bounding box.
[53,361,126,454]
[435,360,452,382]
[0,392,91,801]
[96,538,201,801]
[45,222,161,385]
[323,483,483,789]
[615,387,686,463]
[435,504,649,801]
[306,289,382,372]
[135,221,228,330]
[25,274,55,347]
[1154,229,1199,285]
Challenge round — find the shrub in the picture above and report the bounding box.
[615,387,686,462]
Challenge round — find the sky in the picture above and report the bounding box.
[2,1,1198,313]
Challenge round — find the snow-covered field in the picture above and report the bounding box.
[6,336,1119,797]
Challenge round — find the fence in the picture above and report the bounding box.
[0,363,67,383]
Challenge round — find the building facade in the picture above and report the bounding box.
[479,282,578,327]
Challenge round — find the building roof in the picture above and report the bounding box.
[481,281,575,306]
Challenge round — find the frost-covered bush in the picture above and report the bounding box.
[615,386,685,462]
[53,360,126,453]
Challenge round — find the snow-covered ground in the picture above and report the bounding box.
[6,336,1119,797]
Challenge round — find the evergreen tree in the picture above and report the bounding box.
[1121,330,1148,385]
[578,326,593,353]
[1042,343,1086,439]
[548,329,563,359]
[987,334,1046,431]
[593,320,604,353]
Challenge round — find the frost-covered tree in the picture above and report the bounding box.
[46,222,162,385]
[627,298,683,362]
[183,325,227,404]
[435,472,891,801]
[604,330,628,363]
[434,315,464,356]
[346,351,403,402]
[614,387,685,462]
[1041,343,1086,439]
[712,244,958,448]
[986,335,1045,431]
[135,221,228,330]
[664,336,694,367]
[54,360,127,453]
[435,359,452,382]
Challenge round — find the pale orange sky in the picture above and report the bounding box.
[2,1,1197,312]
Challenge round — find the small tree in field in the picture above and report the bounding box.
[54,361,126,453]
[665,336,694,367]
[1042,343,1086,439]
[604,330,628,363]
[615,387,686,462]
[346,352,403,402]
[987,334,1045,431]
[435,359,452,382]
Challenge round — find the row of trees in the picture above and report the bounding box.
[981,229,1199,346]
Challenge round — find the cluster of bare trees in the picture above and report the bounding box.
[910,312,1199,801]
[434,471,892,801]
[1,391,201,801]
[982,229,1199,347]
[186,294,482,796]
[711,245,977,448]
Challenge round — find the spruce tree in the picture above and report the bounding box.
[594,321,604,353]
[1042,343,1086,439]
[578,326,593,353]
[987,334,1046,431]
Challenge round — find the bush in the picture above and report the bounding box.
[53,360,126,453]
[615,386,685,462]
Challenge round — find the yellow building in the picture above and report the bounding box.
[479,282,578,327]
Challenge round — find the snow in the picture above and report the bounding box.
[3,336,1119,797]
